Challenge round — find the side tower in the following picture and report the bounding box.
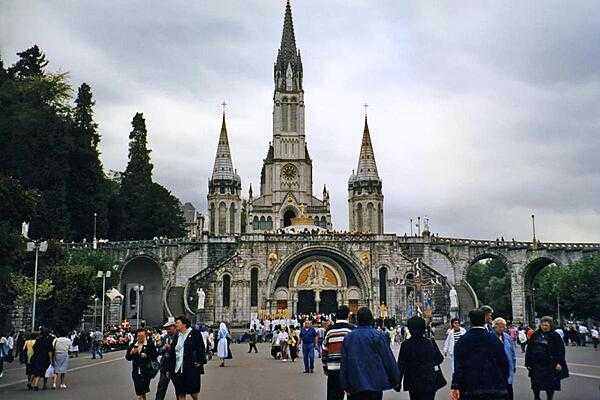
[348,115,384,234]
[208,112,242,235]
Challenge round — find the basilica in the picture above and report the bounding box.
[62,1,596,331]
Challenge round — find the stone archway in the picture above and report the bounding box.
[463,252,512,320]
[120,256,164,327]
[283,209,296,227]
[523,256,562,324]
[268,247,369,316]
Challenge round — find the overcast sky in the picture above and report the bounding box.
[2,1,599,242]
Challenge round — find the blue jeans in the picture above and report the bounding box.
[91,341,103,359]
[302,344,314,371]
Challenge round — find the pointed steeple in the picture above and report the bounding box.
[211,112,239,182]
[274,0,302,92]
[354,115,380,181]
[279,0,297,60]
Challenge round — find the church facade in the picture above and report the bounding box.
[73,1,600,330]
[190,1,426,324]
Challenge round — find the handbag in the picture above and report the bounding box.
[433,364,447,390]
[45,364,55,378]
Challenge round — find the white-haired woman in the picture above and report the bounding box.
[493,318,516,400]
[216,323,230,367]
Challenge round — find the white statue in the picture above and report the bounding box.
[21,222,29,238]
[449,286,459,309]
[196,288,206,310]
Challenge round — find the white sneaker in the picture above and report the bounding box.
[0,372,3,378]
[60,384,67,389]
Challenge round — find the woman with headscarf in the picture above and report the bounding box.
[396,316,445,400]
[493,318,516,400]
[217,322,230,367]
[525,316,569,400]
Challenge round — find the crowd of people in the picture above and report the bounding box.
[1,306,596,400]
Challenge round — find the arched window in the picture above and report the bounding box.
[218,202,227,235]
[250,268,259,307]
[252,216,259,229]
[367,203,375,233]
[229,203,236,234]
[266,216,273,230]
[290,102,297,131]
[314,216,320,226]
[222,274,231,307]
[281,100,288,130]
[209,203,215,234]
[321,216,327,227]
[378,204,383,234]
[356,203,363,232]
[379,267,388,306]
[260,216,266,230]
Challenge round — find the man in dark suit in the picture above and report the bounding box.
[450,309,509,400]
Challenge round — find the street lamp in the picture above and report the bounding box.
[26,240,48,332]
[531,287,537,323]
[97,270,112,333]
[134,285,145,329]
[92,295,98,327]
[93,212,98,249]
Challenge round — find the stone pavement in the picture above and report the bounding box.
[1,342,599,399]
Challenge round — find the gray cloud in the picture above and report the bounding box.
[1,0,599,242]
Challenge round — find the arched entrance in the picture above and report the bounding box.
[524,257,561,324]
[464,254,512,320]
[120,256,164,327]
[269,247,368,316]
[283,209,296,227]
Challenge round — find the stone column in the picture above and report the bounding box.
[315,289,321,313]
[511,264,526,324]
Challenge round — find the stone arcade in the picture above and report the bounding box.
[65,1,600,328]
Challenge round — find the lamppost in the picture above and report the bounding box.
[92,295,98,327]
[97,270,112,333]
[26,240,48,332]
[531,287,537,323]
[134,285,145,329]
[93,212,98,250]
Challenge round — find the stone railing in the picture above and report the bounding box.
[432,236,600,250]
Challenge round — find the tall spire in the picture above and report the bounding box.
[211,111,239,182]
[274,0,302,92]
[354,115,380,181]
[279,0,297,59]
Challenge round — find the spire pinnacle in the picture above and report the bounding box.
[275,0,302,91]
[355,113,380,182]
[211,109,239,182]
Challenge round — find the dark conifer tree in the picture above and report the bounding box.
[7,45,48,78]
[67,83,109,241]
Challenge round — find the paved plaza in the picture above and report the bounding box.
[1,342,599,400]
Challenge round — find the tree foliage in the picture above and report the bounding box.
[466,258,512,319]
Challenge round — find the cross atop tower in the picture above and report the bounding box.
[364,103,369,117]
[221,101,227,114]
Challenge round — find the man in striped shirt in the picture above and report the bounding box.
[322,306,354,400]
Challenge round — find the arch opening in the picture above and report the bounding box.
[465,255,512,321]
[120,256,163,327]
[283,209,296,227]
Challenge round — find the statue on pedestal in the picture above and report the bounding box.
[196,288,206,311]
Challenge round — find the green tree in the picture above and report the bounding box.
[0,46,72,239]
[7,45,48,79]
[67,83,109,241]
[117,113,185,239]
[0,174,39,331]
[466,258,512,319]
[557,256,600,320]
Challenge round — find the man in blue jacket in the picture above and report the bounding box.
[340,307,400,400]
[450,309,509,400]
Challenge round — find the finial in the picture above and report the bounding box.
[363,103,369,117]
[221,101,227,114]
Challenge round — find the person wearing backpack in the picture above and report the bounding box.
[397,316,446,400]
